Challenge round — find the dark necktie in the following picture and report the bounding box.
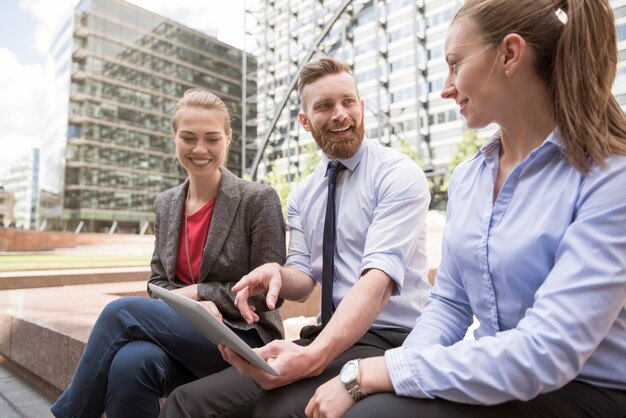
[321,161,346,326]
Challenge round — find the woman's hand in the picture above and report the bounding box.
[305,356,393,418]
[199,300,223,322]
[171,284,199,300]
[305,376,355,418]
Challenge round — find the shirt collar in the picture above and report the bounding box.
[321,137,368,173]
[480,128,563,159]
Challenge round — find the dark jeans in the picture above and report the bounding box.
[345,381,626,418]
[160,325,410,418]
[50,296,262,418]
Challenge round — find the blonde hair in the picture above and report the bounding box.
[171,88,232,136]
[455,0,626,174]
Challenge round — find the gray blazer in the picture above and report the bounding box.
[148,167,286,344]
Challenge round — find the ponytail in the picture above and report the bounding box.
[552,0,626,173]
[455,0,626,174]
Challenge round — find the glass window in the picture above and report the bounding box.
[618,23,626,42]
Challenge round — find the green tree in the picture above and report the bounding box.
[264,163,293,219]
[442,130,483,192]
[396,137,420,161]
[301,142,322,177]
[261,142,322,218]
[395,137,448,209]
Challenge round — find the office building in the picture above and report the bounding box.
[245,0,626,182]
[614,0,626,111]
[0,149,39,230]
[0,187,16,228]
[40,0,256,233]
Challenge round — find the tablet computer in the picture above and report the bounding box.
[148,283,278,376]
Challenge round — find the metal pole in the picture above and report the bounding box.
[249,0,354,179]
[241,0,247,177]
[412,1,421,161]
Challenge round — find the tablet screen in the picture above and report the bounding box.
[148,284,278,376]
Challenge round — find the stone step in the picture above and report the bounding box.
[0,267,150,290]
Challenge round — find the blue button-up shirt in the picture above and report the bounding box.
[286,138,432,329]
[386,130,626,403]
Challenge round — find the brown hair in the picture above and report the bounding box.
[171,88,232,136]
[455,0,626,174]
[297,56,356,111]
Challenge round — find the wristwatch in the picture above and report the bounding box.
[340,359,366,401]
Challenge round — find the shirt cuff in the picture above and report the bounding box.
[361,254,404,296]
[284,258,315,282]
[385,347,430,398]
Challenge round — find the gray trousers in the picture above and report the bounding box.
[159,325,409,418]
[160,326,626,418]
[345,381,626,418]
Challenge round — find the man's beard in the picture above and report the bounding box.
[309,114,365,160]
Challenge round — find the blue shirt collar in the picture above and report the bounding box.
[480,128,563,159]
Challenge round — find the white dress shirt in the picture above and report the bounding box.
[285,138,432,330]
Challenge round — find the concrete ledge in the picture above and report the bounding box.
[0,229,150,252]
[0,268,437,396]
[0,267,151,290]
[0,281,148,395]
[0,280,323,395]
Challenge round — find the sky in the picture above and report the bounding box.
[0,0,245,172]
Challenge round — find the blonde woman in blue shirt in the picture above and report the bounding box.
[306,0,626,417]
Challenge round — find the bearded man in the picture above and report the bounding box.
[160,56,432,418]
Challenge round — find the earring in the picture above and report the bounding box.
[505,70,510,77]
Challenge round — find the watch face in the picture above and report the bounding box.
[340,361,358,384]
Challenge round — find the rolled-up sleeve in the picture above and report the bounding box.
[285,184,314,279]
[360,159,430,295]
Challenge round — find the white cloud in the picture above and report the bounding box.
[126,0,244,48]
[20,0,244,57]
[20,0,78,57]
[2,0,244,171]
[0,47,43,169]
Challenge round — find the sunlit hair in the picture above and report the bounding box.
[297,56,359,111]
[455,0,626,174]
[171,88,232,136]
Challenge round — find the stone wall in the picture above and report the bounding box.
[0,228,144,252]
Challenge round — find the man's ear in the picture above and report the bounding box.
[299,113,311,131]
[499,33,526,77]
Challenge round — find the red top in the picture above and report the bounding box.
[175,197,217,285]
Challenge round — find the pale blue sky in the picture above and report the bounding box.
[0,0,245,171]
[0,1,40,64]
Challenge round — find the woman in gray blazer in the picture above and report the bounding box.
[52,89,286,418]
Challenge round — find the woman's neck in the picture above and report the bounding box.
[186,170,221,213]
[498,80,555,167]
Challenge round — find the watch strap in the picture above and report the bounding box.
[346,381,366,401]
[343,359,366,401]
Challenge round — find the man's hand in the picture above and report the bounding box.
[305,376,354,418]
[232,263,283,324]
[305,356,391,417]
[171,284,199,300]
[199,300,223,322]
[219,340,325,390]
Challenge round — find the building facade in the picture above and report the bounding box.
[246,0,626,182]
[0,149,39,230]
[614,0,626,111]
[0,187,16,228]
[40,0,256,233]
